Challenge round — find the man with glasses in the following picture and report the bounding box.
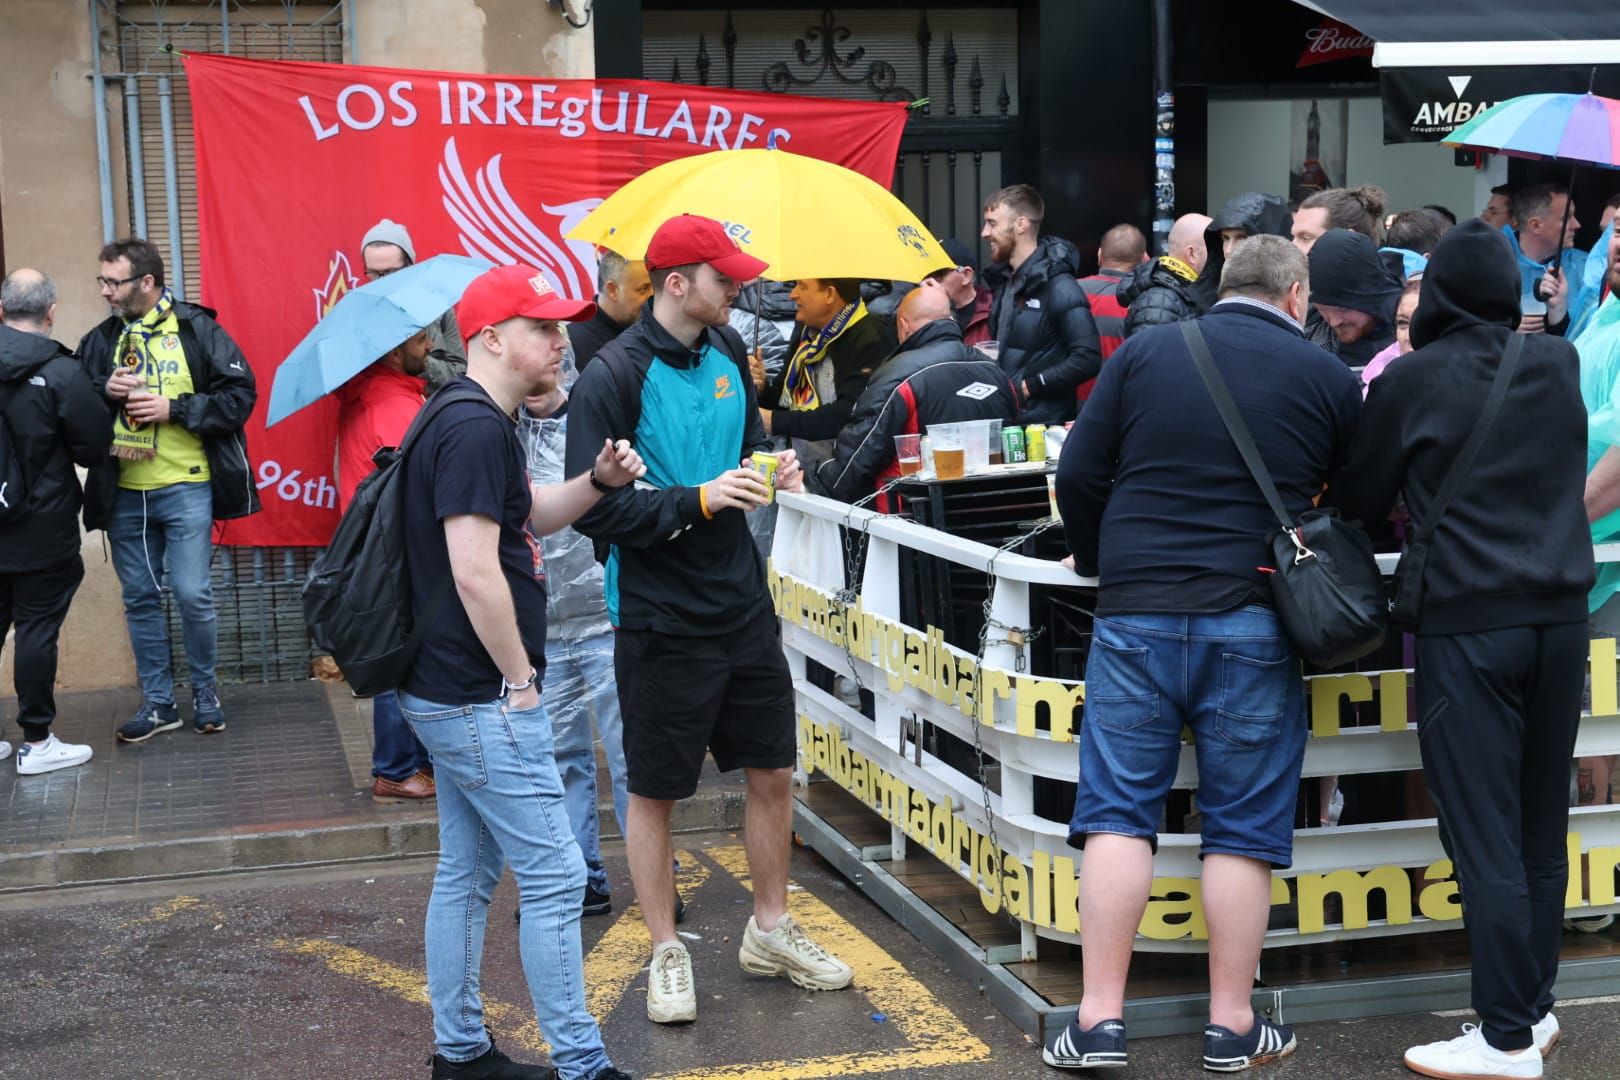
[77,238,258,744]
[361,218,465,391]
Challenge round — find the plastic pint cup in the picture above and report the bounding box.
[894,433,923,476]
[930,423,965,480]
[750,451,781,501]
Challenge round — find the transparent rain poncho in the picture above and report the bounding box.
[1577,291,1620,611]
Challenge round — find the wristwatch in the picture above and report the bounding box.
[502,668,538,695]
[589,467,614,494]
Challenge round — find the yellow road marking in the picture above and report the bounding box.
[120,895,207,927]
[584,850,711,1021]
[274,938,547,1054]
[650,845,992,1080]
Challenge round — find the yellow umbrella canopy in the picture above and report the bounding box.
[568,147,950,282]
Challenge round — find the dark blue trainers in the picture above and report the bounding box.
[116,700,181,744]
[193,687,226,734]
[1042,1016,1128,1070]
[1203,1017,1297,1072]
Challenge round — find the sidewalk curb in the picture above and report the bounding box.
[0,791,746,894]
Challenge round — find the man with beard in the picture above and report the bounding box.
[397,263,643,1080]
[1305,229,1405,365]
[566,214,851,1028]
[980,184,1101,422]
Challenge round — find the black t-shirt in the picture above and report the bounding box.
[402,380,547,705]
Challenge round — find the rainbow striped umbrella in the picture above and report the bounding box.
[1443,91,1620,170]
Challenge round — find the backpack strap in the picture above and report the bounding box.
[593,345,645,444]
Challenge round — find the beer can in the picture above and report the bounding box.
[1025,423,1047,462]
[749,451,780,501]
[1001,426,1026,464]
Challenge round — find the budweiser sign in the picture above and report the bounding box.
[1297,19,1375,68]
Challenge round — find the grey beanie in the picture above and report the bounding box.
[361,218,415,263]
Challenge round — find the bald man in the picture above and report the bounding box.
[811,286,1021,505]
[1117,212,1213,338]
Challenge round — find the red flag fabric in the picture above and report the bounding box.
[184,53,908,546]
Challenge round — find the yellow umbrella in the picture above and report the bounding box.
[567,147,950,282]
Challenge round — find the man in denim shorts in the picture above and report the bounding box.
[1049,235,1361,1073]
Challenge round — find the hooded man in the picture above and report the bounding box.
[1187,192,1294,314]
[1337,220,1595,1079]
[1304,229,1405,366]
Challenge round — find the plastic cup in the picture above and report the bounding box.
[986,419,1005,465]
[929,423,965,480]
[977,340,1001,362]
[894,433,922,476]
[962,419,992,471]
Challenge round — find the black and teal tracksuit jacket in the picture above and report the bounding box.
[565,309,773,636]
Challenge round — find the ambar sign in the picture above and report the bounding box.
[1381,66,1614,144]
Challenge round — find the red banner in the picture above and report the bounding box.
[185,53,908,546]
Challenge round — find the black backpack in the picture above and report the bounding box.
[301,382,495,695]
[0,381,28,525]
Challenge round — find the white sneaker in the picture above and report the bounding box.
[0,740,11,762]
[1563,913,1615,933]
[738,914,853,990]
[1404,1024,1542,1078]
[16,735,93,776]
[1532,1012,1560,1057]
[647,940,697,1024]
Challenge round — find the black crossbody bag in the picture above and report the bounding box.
[1387,332,1525,629]
[1180,320,1386,668]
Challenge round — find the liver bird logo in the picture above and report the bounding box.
[439,137,603,300]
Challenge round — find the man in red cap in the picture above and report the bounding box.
[397,263,642,1080]
[567,215,852,1027]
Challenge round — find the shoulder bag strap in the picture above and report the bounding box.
[1409,332,1525,546]
[1179,320,1298,540]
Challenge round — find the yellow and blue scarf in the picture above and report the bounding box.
[781,300,867,411]
[111,288,180,460]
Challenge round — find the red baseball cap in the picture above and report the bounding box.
[456,264,596,344]
[644,214,769,281]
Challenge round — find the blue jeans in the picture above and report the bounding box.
[543,632,627,894]
[107,482,217,704]
[1070,606,1308,868]
[399,692,611,1078]
[370,690,429,782]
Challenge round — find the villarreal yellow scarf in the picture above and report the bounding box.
[781,300,867,411]
[111,289,182,461]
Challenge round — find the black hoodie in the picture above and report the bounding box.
[1190,192,1294,312]
[1304,229,1404,366]
[1335,219,1594,635]
[0,325,113,571]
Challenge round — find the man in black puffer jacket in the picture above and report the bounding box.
[812,286,1019,505]
[981,184,1101,423]
[1335,220,1594,1076]
[0,270,112,774]
[1119,212,1213,338]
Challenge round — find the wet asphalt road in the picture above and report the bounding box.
[3,834,1618,1079]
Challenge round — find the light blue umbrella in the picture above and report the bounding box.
[267,253,491,426]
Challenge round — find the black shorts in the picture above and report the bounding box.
[615,605,797,800]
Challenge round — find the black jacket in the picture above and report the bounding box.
[1118,257,1201,338]
[810,319,1020,503]
[1305,229,1404,366]
[566,312,772,636]
[1058,301,1362,616]
[987,235,1102,423]
[763,312,894,441]
[0,326,113,571]
[1335,219,1594,635]
[77,301,260,528]
[568,304,634,373]
[1189,192,1294,313]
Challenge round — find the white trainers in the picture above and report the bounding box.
[738,914,853,991]
[1404,1024,1542,1078]
[1532,1012,1560,1057]
[0,740,11,762]
[647,940,697,1024]
[1563,913,1615,933]
[16,735,93,776]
